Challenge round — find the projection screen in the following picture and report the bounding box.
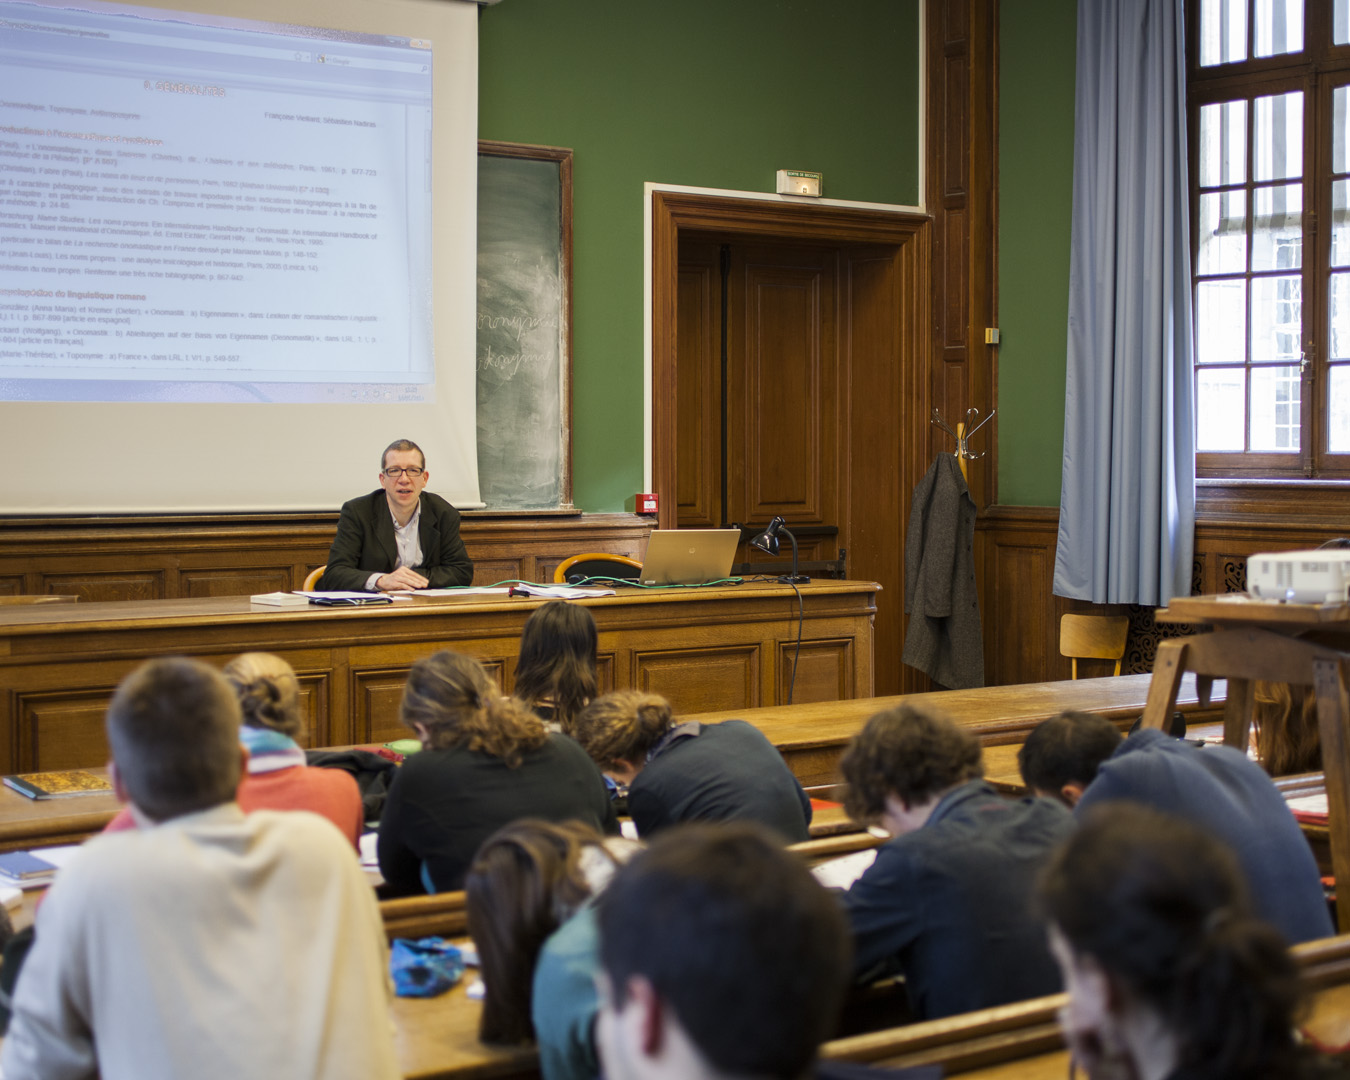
[0,0,481,512]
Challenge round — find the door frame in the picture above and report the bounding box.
[646,185,932,530]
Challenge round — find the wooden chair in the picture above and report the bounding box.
[1060,613,1130,679]
[302,565,326,591]
[553,552,642,584]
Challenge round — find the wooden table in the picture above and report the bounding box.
[706,671,1224,788]
[1142,595,1350,929]
[0,673,1224,854]
[0,580,877,774]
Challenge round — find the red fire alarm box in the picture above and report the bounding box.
[636,492,659,514]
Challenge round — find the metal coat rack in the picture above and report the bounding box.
[931,407,996,481]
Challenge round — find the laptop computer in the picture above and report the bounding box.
[639,529,742,586]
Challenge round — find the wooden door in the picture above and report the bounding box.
[676,233,911,695]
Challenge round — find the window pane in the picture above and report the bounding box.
[1197,368,1247,450]
[1254,92,1303,181]
[1333,181,1350,268]
[1200,100,1247,187]
[1330,365,1350,451]
[1252,184,1301,271]
[1335,86,1350,175]
[1249,365,1301,451]
[1338,0,1350,45]
[1330,272,1350,359]
[1197,280,1247,364]
[1198,190,1247,274]
[1201,0,1249,65]
[1254,0,1304,58]
[1250,275,1302,363]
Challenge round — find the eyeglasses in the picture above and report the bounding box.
[383,467,424,479]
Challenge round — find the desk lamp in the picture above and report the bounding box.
[749,516,810,584]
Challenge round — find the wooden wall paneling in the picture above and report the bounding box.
[41,570,166,603]
[0,513,655,600]
[471,559,528,586]
[675,239,722,528]
[180,566,293,598]
[843,247,913,696]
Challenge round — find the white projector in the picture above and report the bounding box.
[1247,550,1350,604]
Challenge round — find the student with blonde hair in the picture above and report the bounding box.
[378,651,618,895]
[572,691,810,842]
[105,652,363,848]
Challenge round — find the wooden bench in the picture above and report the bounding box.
[818,933,1350,1077]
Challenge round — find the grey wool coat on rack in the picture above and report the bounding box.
[902,453,984,689]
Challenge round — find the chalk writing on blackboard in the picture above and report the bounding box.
[475,145,571,509]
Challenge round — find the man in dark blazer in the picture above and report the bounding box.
[318,439,473,592]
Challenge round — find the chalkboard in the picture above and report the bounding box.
[475,141,573,509]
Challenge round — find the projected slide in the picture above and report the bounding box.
[0,0,434,403]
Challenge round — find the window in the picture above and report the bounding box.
[1189,0,1350,476]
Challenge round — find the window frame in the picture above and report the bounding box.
[1187,0,1350,479]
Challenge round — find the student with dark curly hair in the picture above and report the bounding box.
[512,601,599,735]
[838,703,1073,1020]
[1042,803,1346,1080]
[572,690,811,842]
[377,651,619,895]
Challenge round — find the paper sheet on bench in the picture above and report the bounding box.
[1287,793,1329,816]
[812,848,878,890]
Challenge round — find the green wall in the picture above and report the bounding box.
[478,0,920,512]
[997,1,1078,506]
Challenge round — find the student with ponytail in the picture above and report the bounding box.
[1041,803,1343,1080]
[377,651,619,895]
[572,691,811,842]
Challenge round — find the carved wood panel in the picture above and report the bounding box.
[42,571,165,603]
[182,567,293,598]
[353,660,508,746]
[634,646,760,713]
[778,639,853,704]
[925,0,998,509]
[16,690,110,772]
[675,240,721,527]
[733,246,838,526]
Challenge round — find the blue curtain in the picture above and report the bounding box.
[1053,0,1196,606]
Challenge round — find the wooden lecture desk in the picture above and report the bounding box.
[0,673,1224,853]
[0,579,878,775]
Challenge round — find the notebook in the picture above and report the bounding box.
[639,529,741,586]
